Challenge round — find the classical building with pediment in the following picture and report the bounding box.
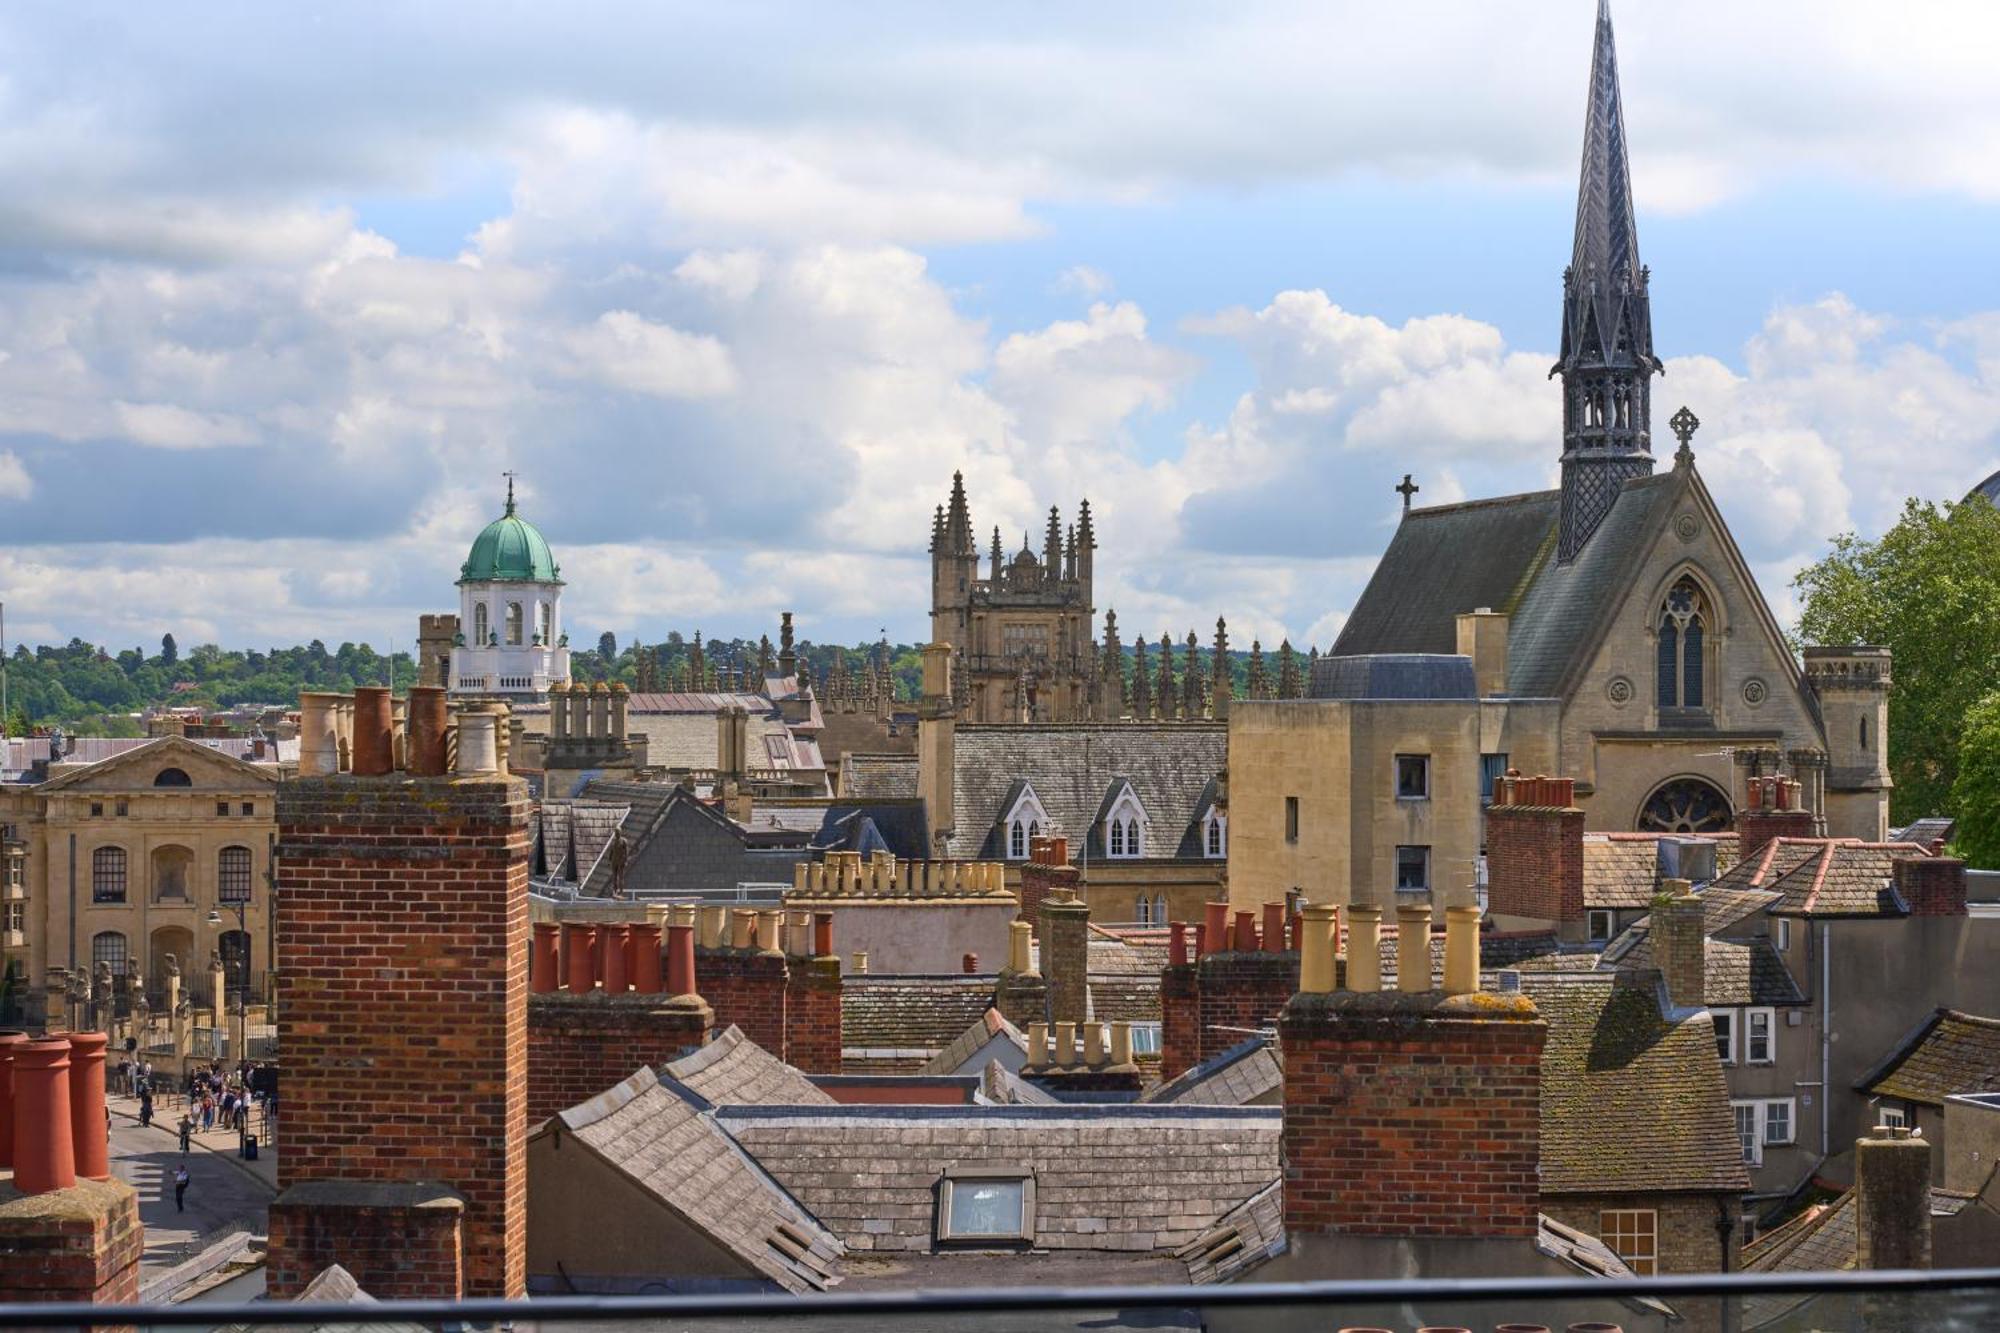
[0,734,281,1031]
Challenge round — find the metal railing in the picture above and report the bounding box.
[1,1266,1997,1328]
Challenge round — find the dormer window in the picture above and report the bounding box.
[1002,784,1050,862]
[1103,785,1146,860]
[1204,811,1227,859]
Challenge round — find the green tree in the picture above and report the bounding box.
[1793,496,2000,822]
[160,632,178,665]
[597,631,617,662]
[1951,689,2000,868]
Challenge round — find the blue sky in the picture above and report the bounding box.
[0,2,1996,653]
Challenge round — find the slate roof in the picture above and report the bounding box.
[1762,841,1932,917]
[1860,1009,2000,1107]
[839,753,919,800]
[1143,1037,1283,1107]
[842,976,998,1068]
[717,1104,1280,1255]
[945,724,1226,861]
[1890,817,1956,852]
[1581,832,1740,909]
[550,1069,845,1293]
[1177,1181,1285,1284]
[1309,653,1476,700]
[1332,471,1683,701]
[1089,975,1163,1026]
[919,1009,1025,1077]
[624,705,825,776]
[1598,884,1802,1005]
[533,800,629,883]
[663,1026,835,1107]
[1521,973,1752,1197]
[978,1058,1057,1106]
[1333,490,1562,658]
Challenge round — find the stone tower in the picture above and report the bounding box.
[927,473,1099,722]
[1555,0,1662,565]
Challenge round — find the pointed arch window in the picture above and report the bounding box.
[1204,811,1227,859]
[1656,577,1710,710]
[1104,786,1146,860]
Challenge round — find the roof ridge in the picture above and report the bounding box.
[1404,487,1560,519]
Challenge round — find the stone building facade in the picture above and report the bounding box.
[0,734,280,1028]
[1330,0,1888,841]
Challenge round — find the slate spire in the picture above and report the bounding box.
[1555,0,1663,565]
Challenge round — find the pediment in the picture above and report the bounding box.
[42,735,279,793]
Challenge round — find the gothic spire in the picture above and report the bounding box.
[1182,630,1202,719]
[1247,639,1268,699]
[990,526,1003,581]
[1211,617,1232,706]
[1044,505,1063,572]
[944,471,974,556]
[1277,639,1300,699]
[1156,633,1176,721]
[1555,0,1662,564]
[1131,636,1152,719]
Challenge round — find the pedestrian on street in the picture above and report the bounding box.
[138,1087,154,1128]
[178,1115,192,1153]
[172,1163,189,1213]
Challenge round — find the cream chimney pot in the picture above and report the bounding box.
[1444,905,1482,996]
[1397,904,1434,993]
[1299,903,1339,994]
[1347,905,1382,993]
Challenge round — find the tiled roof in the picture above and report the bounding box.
[1482,930,1566,968]
[945,724,1226,860]
[534,799,629,883]
[1088,974,1163,1025]
[842,976,997,1062]
[1763,841,1931,917]
[1743,1184,1970,1287]
[978,1058,1056,1106]
[1177,1181,1284,1284]
[838,753,919,799]
[718,1104,1280,1254]
[1890,817,1956,852]
[664,1026,835,1107]
[1581,832,1740,909]
[1707,837,1823,893]
[1144,1037,1282,1107]
[1861,1009,2000,1107]
[552,1070,845,1293]
[624,706,826,776]
[1522,973,1752,1197]
[1597,887,1802,1006]
[919,1009,1024,1077]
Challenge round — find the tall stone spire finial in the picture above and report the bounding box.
[1156,633,1177,721]
[1131,635,1153,719]
[1247,639,1269,699]
[1211,616,1233,708]
[944,471,975,555]
[1554,0,1662,565]
[991,526,1003,581]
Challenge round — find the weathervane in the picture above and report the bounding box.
[502,469,518,514]
[1669,406,1699,467]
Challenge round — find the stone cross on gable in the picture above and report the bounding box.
[1396,474,1420,512]
[1669,406,1700,466]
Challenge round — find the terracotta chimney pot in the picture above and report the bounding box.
[11,1038,74,1195]
[350,686,395,776]
[1233,909,1257,952]
[601,924,630,994]
[631,924,664,994]
[1261,901,1286,952]
[665,922,698,998]
[1168,920,1189,967]
[0,1030,25,1169]
[563,923,596,994]
[530,923,559,995]
[66,1031,110,1181]
[1203,902,1228,955]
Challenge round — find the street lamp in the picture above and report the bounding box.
[206,903,250,1156]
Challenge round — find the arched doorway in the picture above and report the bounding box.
[1637,776,1733,834]
[151,845,194,904]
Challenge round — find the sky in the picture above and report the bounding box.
[2,1,1999,655]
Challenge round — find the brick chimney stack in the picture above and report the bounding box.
[1484,773,1586,930]
[0,1033,142,1307]
[1893,853,1967,918]
[1652,879,1706,1009]
[1738,775,1816,862]
[1855,1125,1932,1269]
[1036,850,1090,1027]
[269,693,531,1300]
[1283,897,1545,1239]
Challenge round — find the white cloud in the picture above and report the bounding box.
[0,452,32,500]
[560,310,738,399]
[112,401,259,449]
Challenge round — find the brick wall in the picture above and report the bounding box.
[1195,951,1298,1063]
[698,948,789,1056]
[1653,892,1707,1008]
[784,957,843,1075]
[1737,809,1815,865]
[273,775,530,1299]
[1038,885,1090,1025]
[992,970,1047,1031]
[1160,962,1199,1080]
[525,995,711,1125]
[1280,989,1545,1238]
[1541,1191,1736,1274]
[267,1183,465,1300]
[1894,855,1967,918]
[0,1178,142,1304]
[1018,836,1072,934]
[1485,799,1586,924]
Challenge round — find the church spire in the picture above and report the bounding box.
[943,471,975,556]
[1555,0,1662,565]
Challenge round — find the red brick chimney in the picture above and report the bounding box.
[1737,776,1815,862]
[697,908,790,1057]
[1038,874,1091,1027]
[1484,772,1585,926]
[784,910,843,1075]
[1281,900,1546,1239]
[269,695,531,1299]
[1894,853,1967,918]
[1018,836,1073,937]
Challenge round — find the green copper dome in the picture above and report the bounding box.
[459,481,562,585]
